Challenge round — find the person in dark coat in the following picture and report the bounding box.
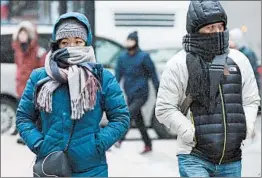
[156,1,260,177]
[229,28,261,91]
[12,21,46,144]
[16,12,130,177]
[115,31,159,154]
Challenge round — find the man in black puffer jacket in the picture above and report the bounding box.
[156,1,260,177]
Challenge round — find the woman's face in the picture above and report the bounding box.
[58,37,86,48]
[18,29,29,43]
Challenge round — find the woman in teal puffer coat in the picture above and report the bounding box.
[16,12,130,177]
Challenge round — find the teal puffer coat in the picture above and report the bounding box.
[16,67,130,176]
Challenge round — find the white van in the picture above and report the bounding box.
[95,1,189,50]
[95,1,189,138]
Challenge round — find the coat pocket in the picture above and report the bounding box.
[181,111,196,147]
[190,112,197,144]
[94,133,105,158]
[68,133,105,173]
[37,136,47,159]
[37,134,61,159]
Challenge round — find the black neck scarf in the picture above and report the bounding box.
[182,29,229,113]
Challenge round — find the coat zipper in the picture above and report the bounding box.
[219,84,227,165]
[64,121,76,152]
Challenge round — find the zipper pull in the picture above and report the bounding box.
[224,63,230,76]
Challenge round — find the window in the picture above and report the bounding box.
[1,34,14,63]
[7,1,39,24]
[0,33,51,64]
[38,33,52,51]
[148,48,181,63]
[95,38,123,69]
[114,12,175,27]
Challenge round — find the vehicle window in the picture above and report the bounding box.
[0,33,51,64]
[148,48,181,63]
[38,33,52,50]
[95,39,123,69]
[1,34,14,63]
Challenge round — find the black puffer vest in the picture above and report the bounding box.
[190,57,246,164]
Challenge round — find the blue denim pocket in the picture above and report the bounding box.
[177,154,213,177]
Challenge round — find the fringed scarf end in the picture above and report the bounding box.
[36,85,53,113]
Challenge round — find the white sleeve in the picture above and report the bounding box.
[155,62,193,137]
[239,52,261,139]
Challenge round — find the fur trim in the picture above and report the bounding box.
[12,21,36,41]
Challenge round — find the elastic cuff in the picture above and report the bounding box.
[32,139,43,154]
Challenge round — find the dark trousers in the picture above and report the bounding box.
[121,98,152,147]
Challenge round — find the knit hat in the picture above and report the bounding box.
[127,31,139,44]
[55,18,88,41]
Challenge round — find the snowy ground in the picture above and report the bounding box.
[1,115,261,177]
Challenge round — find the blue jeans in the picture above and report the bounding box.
[178,154,241,177]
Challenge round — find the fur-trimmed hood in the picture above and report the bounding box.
[12,21,37,41]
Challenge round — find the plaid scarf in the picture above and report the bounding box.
[36,46,101,120]
[182,30,229,113]
[183,29,229,62]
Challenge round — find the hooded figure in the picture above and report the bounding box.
[230,28,260,90]
[156,1,260,177]
[12,21,47,145]
[114,31,159,154]
[16,12,130,177]
[12,21,46,98]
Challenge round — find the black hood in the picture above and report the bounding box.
[186,0,227,34]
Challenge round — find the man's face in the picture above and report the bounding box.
[125,39,136,49]
[199,22,225,34]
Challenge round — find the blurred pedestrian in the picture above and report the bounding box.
[229,28,261,91]
[115,31,159,154]
[12,21,46,145]
[156,1,260,177]
[16,12,130,177]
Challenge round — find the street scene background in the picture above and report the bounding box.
[1,1,261,177]
[1,115,261,177]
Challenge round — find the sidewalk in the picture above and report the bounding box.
[1,116,261,177]
[1,134,179,177]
